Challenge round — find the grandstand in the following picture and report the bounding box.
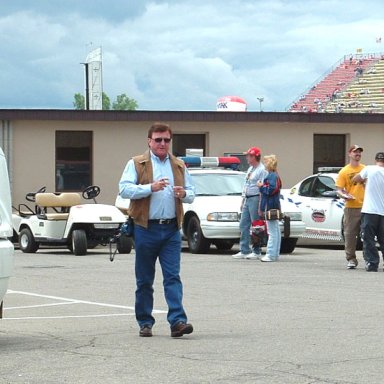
[288,53,384,113]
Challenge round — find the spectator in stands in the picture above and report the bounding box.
[352,152,384,272]
[336,145,365,269]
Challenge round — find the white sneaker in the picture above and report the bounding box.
[261,255,275,262]
[246,252,261,260]
[232,251,250,259]
[347,260,358,269]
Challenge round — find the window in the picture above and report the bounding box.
[299,177,315,197]
[55,131,92,191]
[313,176,336,197]
[313,134,345,173]
[172,134,206,157]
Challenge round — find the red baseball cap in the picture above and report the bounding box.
[244,147,261,156]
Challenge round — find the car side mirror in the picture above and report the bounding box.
[321,190,338,198]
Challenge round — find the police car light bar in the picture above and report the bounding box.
[318,167,343,173]
[180,156,240,170]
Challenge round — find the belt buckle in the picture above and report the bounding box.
[159,219,166,224]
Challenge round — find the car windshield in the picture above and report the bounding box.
[191,173,244,196]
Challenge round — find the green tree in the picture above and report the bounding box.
[112,93,138,110]
[73,93,85,110]
[102,92,111,110]
[73,92,138,110]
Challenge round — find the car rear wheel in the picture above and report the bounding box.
[280,238,297,254]
[72,229,87,256]
[19,228,39,253]
[187,216,211,254]
[117,235,133,254]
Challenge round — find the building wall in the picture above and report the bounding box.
[6,114,384,206]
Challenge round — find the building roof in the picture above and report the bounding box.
[1,109,384,124]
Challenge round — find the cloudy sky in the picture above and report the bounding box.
[1,0,383,112]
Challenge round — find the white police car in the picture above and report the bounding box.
[0,147,14,316]
[281,168,348,244]
[179,157,305,254]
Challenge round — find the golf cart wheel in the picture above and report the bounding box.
[187,216,211,254]
[72,229,87,256]
[19,228,39,253]
[117,235,133,254]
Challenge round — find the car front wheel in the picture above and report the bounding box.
[186,216,211,254]
[19,228,39,253]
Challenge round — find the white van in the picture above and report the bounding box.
[0,147,14,317]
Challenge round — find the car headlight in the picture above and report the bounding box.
[207,212,239,221]
[283,212,302,221]
[93,223,120,229]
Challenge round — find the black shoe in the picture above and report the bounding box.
[139,325,153,337]
[170,322,193,338]
[365,263,378,272]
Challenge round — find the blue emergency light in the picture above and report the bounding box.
[179,156,240,170]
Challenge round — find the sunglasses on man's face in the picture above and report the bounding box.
[152,137,171,143]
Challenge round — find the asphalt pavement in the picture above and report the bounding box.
[1,244,384,384]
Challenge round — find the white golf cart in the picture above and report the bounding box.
[12,185,132,256]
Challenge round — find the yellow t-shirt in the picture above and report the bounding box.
[336,163,365,208]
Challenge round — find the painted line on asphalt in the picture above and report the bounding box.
[4,290,167,320]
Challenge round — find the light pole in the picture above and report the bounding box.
[257,97,264,112]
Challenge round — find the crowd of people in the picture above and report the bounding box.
[118,121,384,338]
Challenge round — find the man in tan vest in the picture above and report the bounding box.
[119,122,195,337]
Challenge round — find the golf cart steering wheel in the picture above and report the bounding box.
[82,185,101,200]
[26,186,46,202]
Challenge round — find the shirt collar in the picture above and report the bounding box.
[150,150,169,163]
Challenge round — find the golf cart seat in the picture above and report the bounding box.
[35,192,81,220]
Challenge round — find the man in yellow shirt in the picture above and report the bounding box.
[336,145,365,269]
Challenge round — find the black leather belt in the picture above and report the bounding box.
[246,195,258,198]
[148,218,177,225]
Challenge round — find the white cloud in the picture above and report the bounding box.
[1,0,384,110]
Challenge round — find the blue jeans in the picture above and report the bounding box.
[266,219,281,260]
[240,196,261,254]
[134,222,187,328]
[361,213,384,266]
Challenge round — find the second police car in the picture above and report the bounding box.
[280,167,354,245]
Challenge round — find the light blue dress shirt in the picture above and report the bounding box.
[119,151,195,220]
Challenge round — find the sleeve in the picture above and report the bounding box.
[359,167,368,180]
[181,167,195,203]
[260,173,278,196]
[118,159,152,199]
[335,169,346,189]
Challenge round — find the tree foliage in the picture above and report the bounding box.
[112,94,139,110]
[73,92,138,110]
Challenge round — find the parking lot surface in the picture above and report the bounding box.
[1,245,384,384]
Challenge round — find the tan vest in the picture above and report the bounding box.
[128,150,185,228]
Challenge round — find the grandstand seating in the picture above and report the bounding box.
[288,54,384,113]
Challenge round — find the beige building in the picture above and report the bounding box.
[1,109,383,206]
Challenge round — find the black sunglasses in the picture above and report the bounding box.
[152,137,171,143]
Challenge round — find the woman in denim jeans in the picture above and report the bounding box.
[258,155,282,262]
